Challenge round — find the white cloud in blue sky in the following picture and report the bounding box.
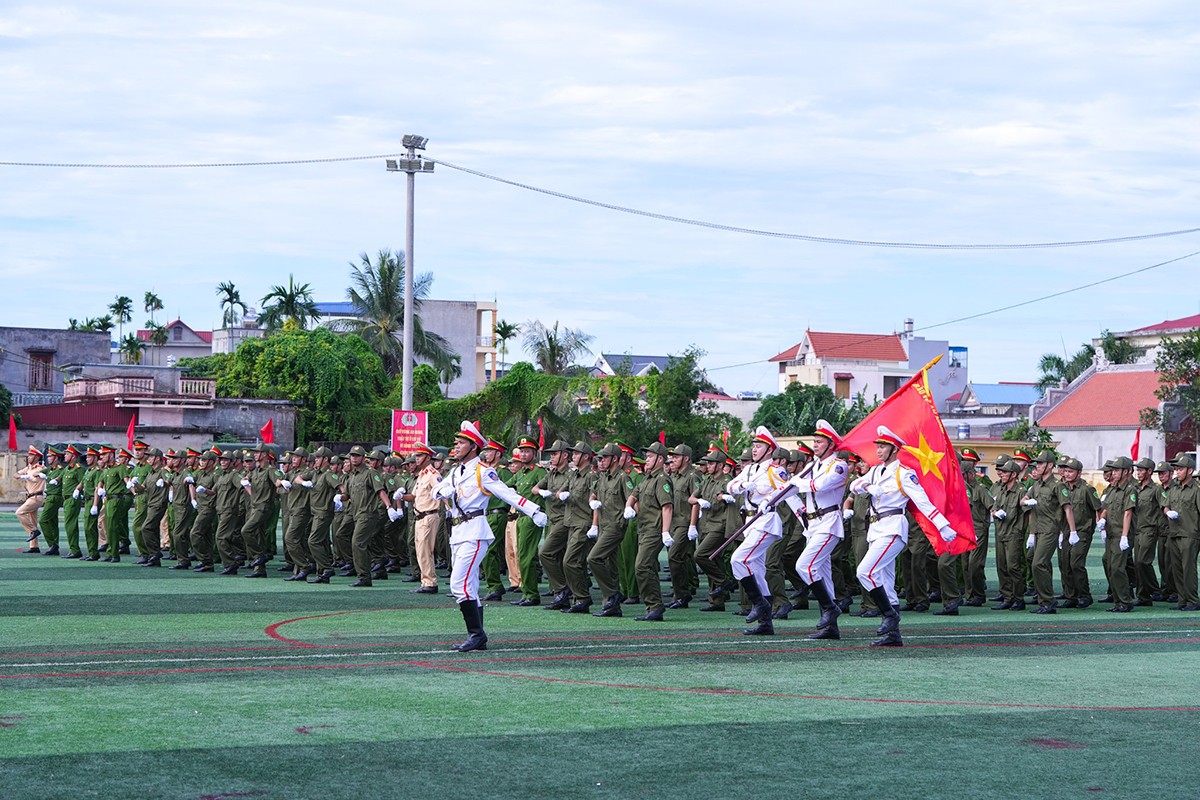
[2,1,1198,394]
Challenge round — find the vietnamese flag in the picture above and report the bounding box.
[1130,427,1141,460]
[7,413,16,451]
[838,356,976,557]
[259,418,275,444]
[658,430,667,445]
[126,414,137,450]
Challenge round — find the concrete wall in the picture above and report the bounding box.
[0,327,110,394]
[908,336,967,411]
[418,299,478,399]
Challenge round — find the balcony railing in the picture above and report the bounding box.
[63,377,215,401]
[477,335,496,348]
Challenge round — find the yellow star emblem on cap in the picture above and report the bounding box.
[902,433,945,481]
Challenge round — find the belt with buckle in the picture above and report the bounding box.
[804,505,839,521]
[868,508,904,524]
[450,509,486,526]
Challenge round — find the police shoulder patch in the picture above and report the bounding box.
[484,468,498,482]
[835,464,846,474]
[907,472,919,485]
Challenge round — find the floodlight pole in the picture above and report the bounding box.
[387,136,433,412]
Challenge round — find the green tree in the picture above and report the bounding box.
[259,274,320,333]
[1141,329,1200,444]
[750,382,876,438]
[0,383,13,427]
[145,321,169,365]
[522,320,594,375]
[1035,344,1095,391]
[143,291,163,324]
[494,319,520,366]
[327,249,457,377]
[216,281,247,328]
[1001,418,1055,446]
[118,333,146,364]
[1099,329,1144,365]
[108,295,133,342]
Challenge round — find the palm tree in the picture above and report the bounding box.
[326,249,457,377]
[522,320,594,375]
[259,274,320,333]
[1036,344,1096,391]
[119,333,147,365]
[145,321,168,365]
[92,315,114,334]
[143,291,163,324]
[108,296,133,342]
[216,281,247,328]
[495,319,520,364]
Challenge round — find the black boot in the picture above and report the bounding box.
[807,580,841,640]
[868,587,902,646]
[739,576,774,634]
[453,601,488,652]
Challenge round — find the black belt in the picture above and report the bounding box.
[868,508,904,524]
[414,508,439,520]
[451,509,486,526]
[805,505,839,521]
[507,511,521,521]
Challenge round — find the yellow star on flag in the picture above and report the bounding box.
[902,433,945,481]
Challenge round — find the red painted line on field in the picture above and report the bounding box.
[1026,737,1086,749]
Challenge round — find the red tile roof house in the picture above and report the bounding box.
[770,330,912,401]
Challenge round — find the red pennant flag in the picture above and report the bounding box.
[126,414,137,450]
[259,418,275,444]
[658,430,667,445]
[838,357,976,557]
[721,429,730,449]
[1130,427,1141,460]
[7,413,16,451]
[536,417,545,451]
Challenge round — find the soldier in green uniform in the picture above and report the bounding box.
[479,440,514,600]
[128,440,152,558]
[694,449,737,612]
[627,441,674,621]
[1023,450,1074,613]
[588,443,633,616]
[665,444,702,609]
[507,437,547,606]
[99,448,133,562]
[1056,457,1100,608]
[301,447,340,583]
[990,459,1027,609]
[956,448,992,608]
[280,447,314,580]
[239,445,280,578]
[616,442,643,604]
[166,450,195,568]
[1094,455,1133,610]
[187,450,219,571]
[79,446,103,560]
[535,440,574,609]
[1155,461,1177,600]
[1131,457,1164,604]
[1163,455,1200,609]
[560,442,599,612]
[344,446,395,587]
[133,448,169,567]
[37,445,65,556]
[215,450,246,574]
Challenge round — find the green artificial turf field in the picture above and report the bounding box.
[2,513,1198,800]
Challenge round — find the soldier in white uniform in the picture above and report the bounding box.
[434,421,548,652]
[849,426,958,647]
[726,426,789,635]
[789,420,851,640]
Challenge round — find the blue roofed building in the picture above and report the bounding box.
[950,382,1042,416]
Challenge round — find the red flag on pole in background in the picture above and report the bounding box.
[7,413,16,451]
[126,414,137,450]
[838,356,977,557]
[536,418,545,451]
[658,430,667,445]
[721,429,730,450]
[1131,427,1141,460]
[259,418,274,444]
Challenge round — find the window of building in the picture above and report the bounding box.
[835,376,850,399]
[883,375,905,397]
[28,352,54,391]
[173,326,183,341]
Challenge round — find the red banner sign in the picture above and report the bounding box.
[391,410,429,454]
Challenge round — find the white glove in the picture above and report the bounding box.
[299,480,313,488]
[1068,530,1080,546]
[97,486,106,498]
[842,509,854,520]
[993,509,1007,520]
[1166,509,1180,520]
[281,479,292,490]
[939,526,957,543]
[697,498,711,510]
[393,505,404,519]
[586,525,599,540]
[726,478,744,494]
[849,476,869,495]
[191,499,198,510]
[1119,536,1130,552]
[532,510,547,528]
[661,531,674,547]
[1100,529,1107,544]
[687,525,699,541]
[48,478,59,486]
[1026,534,1036,549]
[125,479,135,491]
[623,506,637,520]
[155,478,164,488]
[89,504,99,516]
[536,488,551,498]
[240,478,251,488]
[333,493,343,512]
[589,499,602,510]
[720,493,735,504]
[168,489,174,503]
[865,483,883,498]
[184,475,194,484]
[72,487,81,500]
[196,485,207,495]
[1058,533,1064,548]
[387,507,401,522]
[557,491,570,501]
[130,476,140,486]
[393,487,404,501]
[1096,518,1107,533]
[1022,498,1038,508]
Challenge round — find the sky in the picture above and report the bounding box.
[2,1,1199,395]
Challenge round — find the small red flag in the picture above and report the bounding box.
[658,430,667,445]
[721,429,730,449]
[1130,427,1141,460]
[838,357,977,557]
[7,413,16,451]
[260,418,274,444]
[536,417,545,451]
[126,414,137,450]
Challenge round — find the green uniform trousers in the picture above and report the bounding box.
[38,496,62,549]
[587,522,627,602]
[563,526,595,604]
[1101,534,1132,604]
[515,516,543,601]
[62,497,82,555]
[538,520,570,595]
[103,496,132,558]
[634,530,665,612]
[480,511,510,593]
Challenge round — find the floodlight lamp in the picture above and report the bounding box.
[402,135,428,150]
[385,159,399,171]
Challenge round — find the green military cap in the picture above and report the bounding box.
[383,456,398,467]
[643,441,669,458]
[994,453,1012,467]
[348,445,367,456]
[597,443,622,458]
[740,448,753,461]
[1056,454,1072,468]
[368,448,387,461]
[669,444,693,459]
[311,446,333,459]
[1155,460,1173,472]
[701,448,727,463]
[432,446,449,458]
[997,460,1023,474]
[1110,456,1133,470]
[544,439,571,454]
[280,450,293,461]
[1102,459,1115,470]
[1175,454,1197,469]
[1034,450,1057,464]
[291,446,307,458]
[330,455,342,465]
[241,450,254,461]
[772,446,789,460]
[1068,458,1084,471]
[46,444,64,456]
[1135,457,1156,470]
[1013,448,1034,463]
[199,451,216,462]
[217,448,233,460]
[569,441,595,456]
